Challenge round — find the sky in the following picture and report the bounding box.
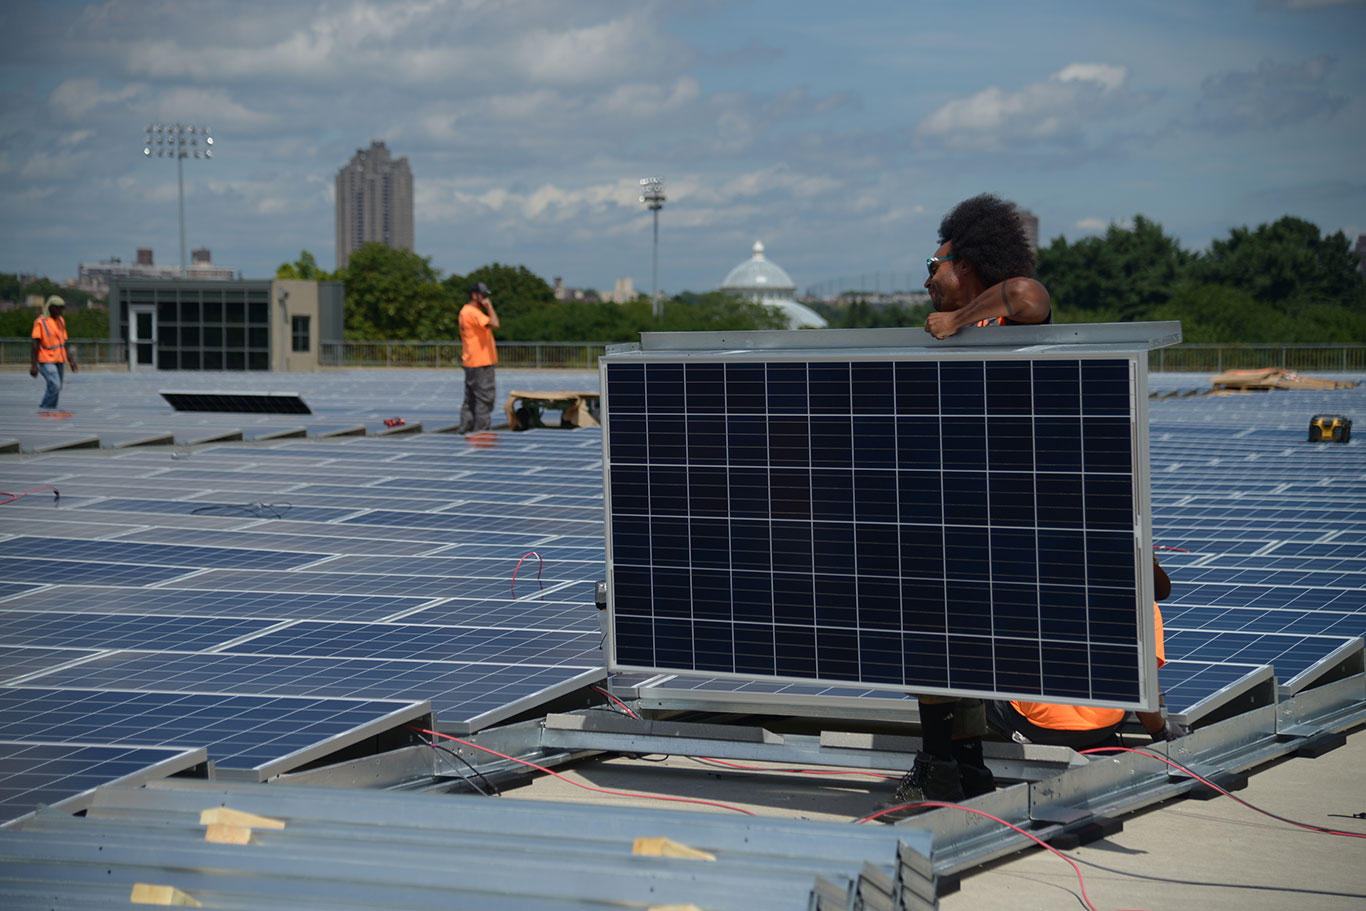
[1,0,1363,298]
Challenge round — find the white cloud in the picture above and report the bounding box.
[50,78,144,119]
[915,63,1138,152]
[1190,56,1345,132]
[1075,217,1108,231]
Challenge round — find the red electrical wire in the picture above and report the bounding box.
[1080,746,1366,839]
[511,551,543,594]
[590,684,640,718]
[408,726,756,816]
[0,486,59,505]
[855,800,1124,911]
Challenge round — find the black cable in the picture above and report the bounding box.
[1063,853,1366,901]
[427,741,499,797]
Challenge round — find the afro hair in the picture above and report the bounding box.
[937,194,1035,288]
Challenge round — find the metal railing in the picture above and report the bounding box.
[5,339,1364,374]
[0,337,128,365]
[319,340,611,369]
[1149,344,1366,374]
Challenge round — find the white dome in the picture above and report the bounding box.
[721,239,796,295]
[719,240,826,329]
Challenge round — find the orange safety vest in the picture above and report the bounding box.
[32,316,68,364]
[459,303,497,368]
[1010,604,1166,731]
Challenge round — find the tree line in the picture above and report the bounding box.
[278,245,786,342]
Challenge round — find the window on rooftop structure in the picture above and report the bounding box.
[292,315,311,353]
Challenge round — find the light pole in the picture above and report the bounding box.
[144,123,213,277]
[639,177,665,320]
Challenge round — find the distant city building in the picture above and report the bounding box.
[594,277,636,305]
[1018,208,1039,254]
[719,240,827,329]
[77,247,233,298]
[552,276,600,302]
[335,141,414,270]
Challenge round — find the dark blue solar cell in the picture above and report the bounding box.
[988,417,1035,469]
[684,362,725,413]
[991,528,1039,584]
[815,627,860,681]
[810,415,853,467]
[903,581,946,632]
[614,615,653,665]
[689,520,730,568]
[725,364,766,413]
[902,527,946,581]
[813,522,855,571]
[989,473,1036,526]
[691,570,731,619]
[608,414,647,463]
[688,466,729,517]
[693,621,734,672]
[650,516,689,567]
[811,469,854,522]
[895,362,939,414]
[942,417,989,470]
[942,472,989,526]
[897,416,941,468]
[985,361,1033,415]
[851,362,894,413]
[1083,418,1132,473]
[1081,360,1131,416]
[650,568,690,619]
[857,577,900,629]
[729,521,770,571]
[611,516,650,564]
[774,625,817,677]
[727,415,768,466]
[606,364,645,411]
[769,416,811,467]
[853,416,896,467]
[1085,476,1134,530]
[904,633,949,687]
[610,465,649,514]
[814,575,857,627]
[1036,473,1085,528]
[995,640,1043,693]
[939,362,985,415]
[685,413,727,464]
[947,635,994,688]
[1034,360,1081,415]
[729,468,769,518]
[770,470,811,520]
[773,573,815,622]
[858,628,902,682]
[855,523,899,577]
[648,465,688,515]
[809,363,852,414]
[767,363,808,414]
[647,414,686,464]
[734,622,776,675]
[854,470,897,522]
[645,363,685,413]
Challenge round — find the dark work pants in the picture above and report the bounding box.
[458,365,497,432]
[985,700,1122,750]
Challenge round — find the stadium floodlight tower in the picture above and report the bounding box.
[144,123,214,278]
[639,176,666,320]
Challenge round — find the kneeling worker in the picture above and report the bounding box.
[987,556,1188,749]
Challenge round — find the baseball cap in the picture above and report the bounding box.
[470,282,491,296]
[44,295,65,315]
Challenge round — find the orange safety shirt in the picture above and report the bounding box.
[32,316,68,364]
[1010,604,1166,731]
[459,303,497,368]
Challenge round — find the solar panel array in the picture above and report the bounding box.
[0,420,608,824]
[601,351,1158,708]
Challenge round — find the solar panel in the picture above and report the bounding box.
[602,326,1173,710]
[161,391,313,414]
[0,741,206,824]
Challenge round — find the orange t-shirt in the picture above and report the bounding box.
[32,316,68,363]
[459,303,497,368]
[1010,604,1165,731]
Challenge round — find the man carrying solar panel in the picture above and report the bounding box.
[886,194,1054,810]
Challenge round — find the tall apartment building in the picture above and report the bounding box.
[335,141,414,270]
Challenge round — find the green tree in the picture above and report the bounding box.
[659,291,789,332]
[816,298,932,329]
[276,250,336,281]
[443,263,558,340]
[0,304,107,338]
[340,242,455,340]
[1188,216,1366,310]
[1036,215,1193,321]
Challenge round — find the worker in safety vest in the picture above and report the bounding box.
[986,556,1189,748]
[30,295,78,411]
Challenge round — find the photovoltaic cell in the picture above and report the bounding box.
[603,354,1154,707]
